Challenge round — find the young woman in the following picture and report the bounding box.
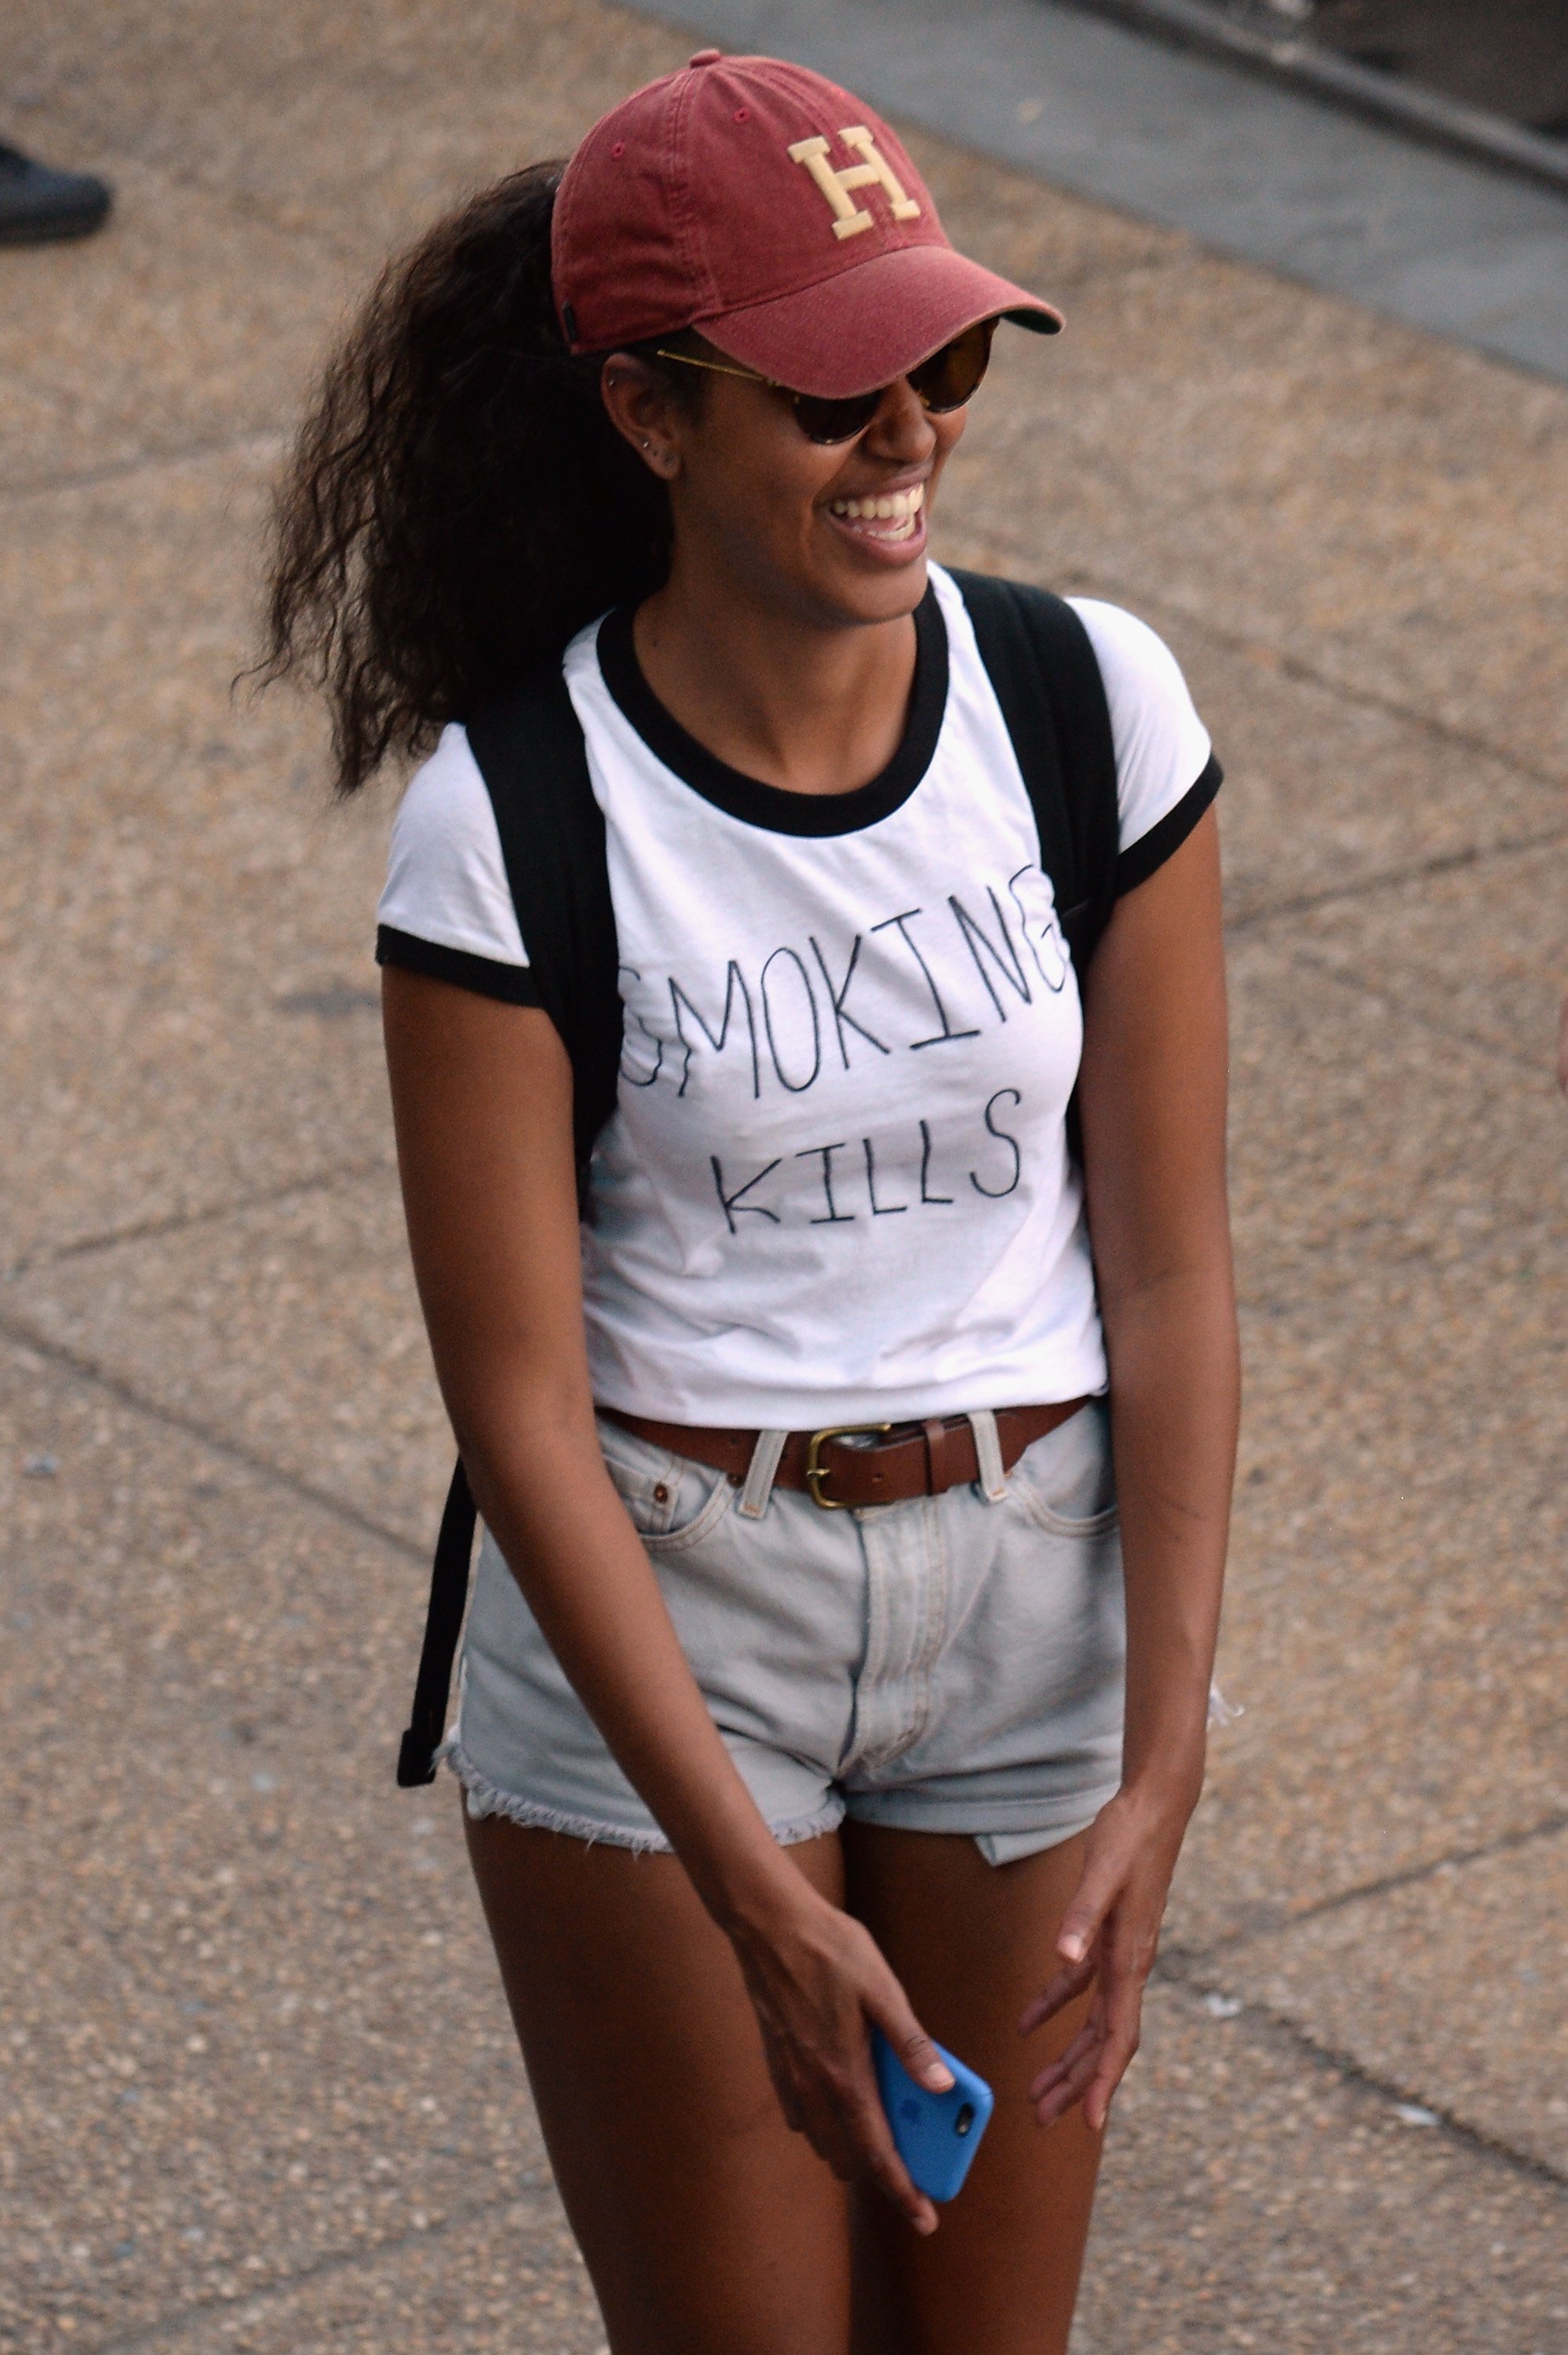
[263,50,1238,2355]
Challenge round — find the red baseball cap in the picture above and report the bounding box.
[552,50,1063,400]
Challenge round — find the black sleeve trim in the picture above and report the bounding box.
[375,925,541,1006]
[1114,754,1223,896]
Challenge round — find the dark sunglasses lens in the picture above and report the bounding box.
[910,320,995,413]
[789,389,884,444]
[786,321,995,441]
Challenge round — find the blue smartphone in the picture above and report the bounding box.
[872,2029,994,2203]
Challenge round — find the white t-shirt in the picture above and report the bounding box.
[379,564,1217,1427]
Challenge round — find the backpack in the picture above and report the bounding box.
[396,570,1118,1787]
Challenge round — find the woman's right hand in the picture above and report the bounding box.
[727,1878,952,2235]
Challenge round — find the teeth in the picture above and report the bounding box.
[829,481,925,526]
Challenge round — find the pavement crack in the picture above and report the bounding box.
[1272,941,1557,1074]
[1258,1807,1568,1936]
[0,1309,425,1565]
[2,1158,399,1283]
[1153,1953,1568,2194]
[1167,1806,1568,1982]
[0,428,287,506]
[82,2180,564,2355]
[0,82,416,275]
[1088,571,1568,798]
[987,541,1568,801]
[1225,819,1568,937]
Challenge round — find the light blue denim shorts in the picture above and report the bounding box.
[444,1401,1125,1866]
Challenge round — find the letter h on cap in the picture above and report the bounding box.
[788,126,922,241]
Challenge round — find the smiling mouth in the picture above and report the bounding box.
[826,481,926,542]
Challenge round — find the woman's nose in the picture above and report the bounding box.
[864,375,938,461]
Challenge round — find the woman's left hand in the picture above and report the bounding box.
[1018,1779,1194,2133]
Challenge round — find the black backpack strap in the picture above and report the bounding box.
[466,662,624,1192]
[396,655,624,1788]
[950,570,1119,985]
[396,1459,478,1786]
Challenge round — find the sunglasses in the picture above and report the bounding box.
[654,318,996,445]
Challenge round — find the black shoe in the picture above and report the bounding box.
[0,144,113,246]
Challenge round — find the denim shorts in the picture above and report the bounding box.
[443,1400,1125,1867]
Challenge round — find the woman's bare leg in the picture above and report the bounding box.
[843,1824,1104,2355]
[463,1803,852,2355]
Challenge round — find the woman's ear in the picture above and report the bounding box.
[600,354,679,477]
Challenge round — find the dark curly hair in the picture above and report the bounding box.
[256,162,697,794]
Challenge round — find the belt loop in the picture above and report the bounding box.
[968,1409,1008,1503]
[737,1429,788,1520]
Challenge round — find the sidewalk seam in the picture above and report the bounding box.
[1191,1806,1568,1951]
[1278,939,1567,1072]
[1029,556,1568,798]
[2,1156,399,1283]
[0,85,377,267]
[1154,1955,1568,2194]
[0,1310,425,1566]
[79,2180,564,2355]
[1226,820,1568,937]
[0,429,286,507]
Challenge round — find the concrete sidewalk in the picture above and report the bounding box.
[1,2,1565,2347]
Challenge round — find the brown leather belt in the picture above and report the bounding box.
[600,1399,1092,1511]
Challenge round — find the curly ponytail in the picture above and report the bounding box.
[257,163,684,794]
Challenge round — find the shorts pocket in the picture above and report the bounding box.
[595,1417,736,1553]
[1006,1402,1119,1537]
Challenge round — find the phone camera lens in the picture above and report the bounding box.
[954,2102,975,2136]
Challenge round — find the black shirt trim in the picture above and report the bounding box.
[376,923,542,1006]
[594,589,949,838]
[1114,755,1223,896]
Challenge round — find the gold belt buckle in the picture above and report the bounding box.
[804,1422,894,1510]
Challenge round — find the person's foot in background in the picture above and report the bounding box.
[0,144,112,244]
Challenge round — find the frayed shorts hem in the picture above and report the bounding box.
[443,1740,1114,1867]
[443,1740,844,1854]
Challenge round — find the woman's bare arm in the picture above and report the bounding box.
[382,967,950,2226]
[1019,807,1238,2129]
